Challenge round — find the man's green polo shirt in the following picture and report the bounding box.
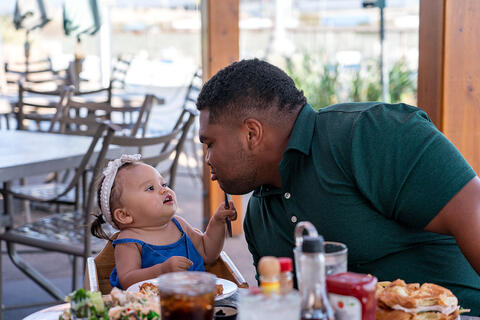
[244,102,480,314]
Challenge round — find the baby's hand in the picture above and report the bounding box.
[212,200,237,224]
[161,256,193,273]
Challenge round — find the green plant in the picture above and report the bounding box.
[286,54,417,107]
[285,54,340,110]
[349,70,363,102]
[388,58,416,103]
[348,63,382,102]
[314,64,339,108]
[366,80,382,101]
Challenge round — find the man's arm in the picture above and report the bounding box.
[425,176,480,275]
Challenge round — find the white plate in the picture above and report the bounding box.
[126,277,238,301]
[216,278,238,300]
[23,303,69,320]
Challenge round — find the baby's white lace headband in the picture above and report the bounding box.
[99,154,141,229]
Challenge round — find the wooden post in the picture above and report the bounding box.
[418,0,480,172]
[417,0,445,127]
[201,0,242,235]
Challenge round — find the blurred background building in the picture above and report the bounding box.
[0,0,419,107]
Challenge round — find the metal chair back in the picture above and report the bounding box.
[49,93,155,137]
[110,54,133,90]
[16,82,73,131]
[0,122,117,310]
[109,108,196,189]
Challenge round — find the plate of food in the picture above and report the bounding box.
[376,279,468,320]
[127,276,238,301]
[27,288,161,320]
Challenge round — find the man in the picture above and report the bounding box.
[196,59,480,314]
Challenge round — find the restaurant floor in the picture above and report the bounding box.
[1,171,256,319]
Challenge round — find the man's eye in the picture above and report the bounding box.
[146,185,154,191]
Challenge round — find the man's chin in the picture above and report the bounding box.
[219,182,255,195]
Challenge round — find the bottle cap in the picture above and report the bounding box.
[301,235,324,253]
[258,256,280,280]
[278,257,293,272]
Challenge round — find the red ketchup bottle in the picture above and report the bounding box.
[326,272,377,320]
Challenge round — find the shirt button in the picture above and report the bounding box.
[284,192,291,199]
[291,216,297,223]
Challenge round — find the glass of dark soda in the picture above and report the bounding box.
[157,271,217,320]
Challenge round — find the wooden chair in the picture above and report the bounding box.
[0,123,117,313]
[84,233,248,294]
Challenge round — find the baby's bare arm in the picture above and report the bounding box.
[115,243,192,289]
[177,201,237,264]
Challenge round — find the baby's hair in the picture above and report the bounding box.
[90,162,137,240]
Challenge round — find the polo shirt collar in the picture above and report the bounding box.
[252,103,316,197]
[285,103,316,155]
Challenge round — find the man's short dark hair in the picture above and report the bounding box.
[196,59,306,123]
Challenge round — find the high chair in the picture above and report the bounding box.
[84,233,249,294]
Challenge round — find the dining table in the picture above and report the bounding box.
[0,130,122,227]
[20,292,480,320]
[22,289,242,320]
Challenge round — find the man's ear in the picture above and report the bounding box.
[244,118,263,150]
[113,208,133,225]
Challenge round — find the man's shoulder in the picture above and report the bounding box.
[319,102,424,116]
[320,101,385,113]
[316,102,432,135]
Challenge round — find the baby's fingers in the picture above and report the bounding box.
[225,209,237,221]
[226,200,236,210]
[174,257,193,270]
[177,256,193,266]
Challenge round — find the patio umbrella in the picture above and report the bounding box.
[13,0,51,68]
[62,0,102,89]
[62,0,102,40]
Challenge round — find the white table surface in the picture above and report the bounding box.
[0,130,120,182]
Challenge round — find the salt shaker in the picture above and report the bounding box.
[258,256,281,295]
[293,221,319,288]
[299,236,335,320]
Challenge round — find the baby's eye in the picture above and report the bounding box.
[145,185,154,191]
[161,183,169,188]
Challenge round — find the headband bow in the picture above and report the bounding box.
[99,154,141,228]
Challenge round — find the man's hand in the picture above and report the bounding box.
[160,256,193,273]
